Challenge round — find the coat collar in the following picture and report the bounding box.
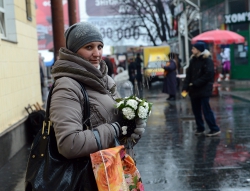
[51,47,109,94]
[190,49,211,59]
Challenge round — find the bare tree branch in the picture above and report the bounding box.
[109,0,172,45]
[106,0,199,45]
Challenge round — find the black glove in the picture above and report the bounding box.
[118,119,137,137]
[112,118,146,138]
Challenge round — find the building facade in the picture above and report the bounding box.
[173,0,250,79]
[0,0,41,167]
[200,0,250,80]
[224,0,250,79]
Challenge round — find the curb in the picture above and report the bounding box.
[219,80,250,86]
[219,90,250,102]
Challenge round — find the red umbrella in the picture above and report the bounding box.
[192,29,245,45]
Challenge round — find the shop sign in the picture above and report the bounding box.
[83,1,173,46]
[87,16,162,46]
[225,12,250,24]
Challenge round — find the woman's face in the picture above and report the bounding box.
[77,42,103,68]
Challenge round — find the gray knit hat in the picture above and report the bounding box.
[64,22,103,53]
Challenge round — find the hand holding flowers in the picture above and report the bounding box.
[115,96,152,138]
[115,96,152,120]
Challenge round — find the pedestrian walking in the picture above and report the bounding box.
[175,53,182,90]
[135,53,143,90]
[218,45,231,82]
[128,57,136,87]
[25,22,146,190]
[162,52,177,101]
[103,55,114,78]
[114,67,133,98]
[182,42,221,137]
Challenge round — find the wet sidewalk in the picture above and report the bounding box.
[1,81,250,191]
[219,80,250,102]
[134,81,250,190]
[0,145,29,191]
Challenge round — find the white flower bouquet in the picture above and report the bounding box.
[115,96,153,145]
[115,96,153,121]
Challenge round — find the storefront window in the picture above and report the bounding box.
[201,2,225,32]
[233,41,248,65]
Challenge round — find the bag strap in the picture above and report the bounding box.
[43,79,90,135]
[93,129,102,150]
[77,81,91,129]
[93,129,120,151]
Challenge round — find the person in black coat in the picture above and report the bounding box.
[128,57,136,87]
[182,42,220,137]
[104,55,114,77]
[162,52,177,101]
[135,53,143,89]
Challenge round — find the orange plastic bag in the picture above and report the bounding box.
[90,145,144,191]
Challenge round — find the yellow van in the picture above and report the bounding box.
[143,46,171,86]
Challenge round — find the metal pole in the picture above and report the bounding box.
[51,0,65,62]
[183,10,189,74]
[177,0,183,66]
[178,22,183,64]
[198,0,201,33]
[185,0,199,10]
[68,0,77,26]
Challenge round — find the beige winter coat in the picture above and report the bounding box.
[50,48,122,159]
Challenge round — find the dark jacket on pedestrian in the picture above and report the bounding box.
[40,65,45,87]
[182,50,214,98]
[104,57,113,77]
[162,60,177,95]
[128,61,136,84]
[135,56,142,82]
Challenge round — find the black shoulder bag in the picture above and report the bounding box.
[25,81,98,191]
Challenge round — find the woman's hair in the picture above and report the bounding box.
[168,52,175,60]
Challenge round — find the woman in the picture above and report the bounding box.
[50,22,146,159]
[219,45,231,81]
[162,52,177,101]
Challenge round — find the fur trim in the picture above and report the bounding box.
[190,49,211,59]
